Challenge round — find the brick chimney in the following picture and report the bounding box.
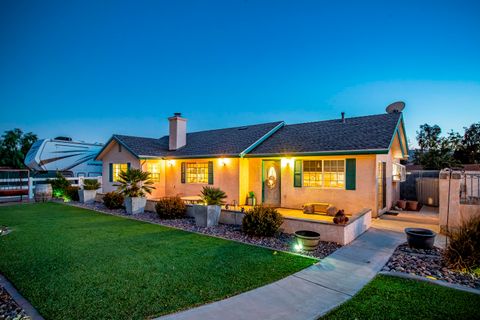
[168,113,187,150]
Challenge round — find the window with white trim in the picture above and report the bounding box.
[303,160,345,188]
[112,163,128,182]
[186,162,209,184]
[146,162,161,182]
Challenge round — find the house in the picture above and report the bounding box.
[96,110,408,217]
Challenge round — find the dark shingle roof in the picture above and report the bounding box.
[248,113,402,156]
[113,121,284,158]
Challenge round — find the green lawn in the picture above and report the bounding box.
[323,275,480,320]
[0,203,314,320]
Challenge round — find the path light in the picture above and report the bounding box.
[294,243,303,252]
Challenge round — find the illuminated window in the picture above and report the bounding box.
[145,162,161,182]
[186,162,209,184]
[112,163,128,182]
[302,160,345,188]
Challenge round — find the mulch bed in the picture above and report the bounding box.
[67,201,341,259]
[382,243,479,289]
[0,285,30,320]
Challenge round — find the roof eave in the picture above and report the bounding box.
[239,121,285,158]
[95,135,140,160]
[245,149,389,158]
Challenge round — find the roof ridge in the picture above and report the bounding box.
[186,121,284,135]
[284,112,400,127]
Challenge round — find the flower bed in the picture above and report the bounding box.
[382,243,479,289]
[69,201,341,259]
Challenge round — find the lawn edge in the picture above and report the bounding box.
[0,273,45,320]
[378,271,480,295]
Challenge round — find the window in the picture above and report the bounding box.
[302,160,345,188]
[146,162,161,182]
[112,163,128,182]
[186,162,209,184]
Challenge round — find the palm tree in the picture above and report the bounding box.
[200,186,227,205]
[114,168,155,198]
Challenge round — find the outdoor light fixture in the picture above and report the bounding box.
[167,160,175,167]
[281,158,294,168]
[219,158,230,166]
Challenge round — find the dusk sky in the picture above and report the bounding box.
[1,0,479,148]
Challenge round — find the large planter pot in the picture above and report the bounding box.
[34,184,52,202]
[194,204,221,227]
[406,200,419,211]
[78,189,97,204]
[405,228,436,250]
[294,230,321,251]
[125,197,147,215]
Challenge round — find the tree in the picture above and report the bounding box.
[0,128,38,169]
[455,123,480,164]
[413,124,460,169]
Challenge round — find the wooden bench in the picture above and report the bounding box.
[302,202,337,216]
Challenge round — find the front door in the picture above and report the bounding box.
[263,160,281,207]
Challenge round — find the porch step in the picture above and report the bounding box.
[380,212,439,225]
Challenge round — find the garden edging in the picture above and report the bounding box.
[0,273,45,320]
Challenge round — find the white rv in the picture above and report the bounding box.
[25,137,103,177]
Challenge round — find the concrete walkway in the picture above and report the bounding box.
[158,228,404,320]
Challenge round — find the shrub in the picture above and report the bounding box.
[444,215,480,272]
[103,192,125,209]
[83,179,101,190]
[64,186,80,202]
[200,186,227,205]
[242,206,284,237]
[48,171,71,197]
[114,168,155,197]
[155,197,186,219]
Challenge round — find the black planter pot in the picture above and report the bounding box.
[404,228,436,250]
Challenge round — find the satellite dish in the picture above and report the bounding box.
[386,101,405,113]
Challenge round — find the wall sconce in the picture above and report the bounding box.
[219,158,230,166]
[281,158,294,168]
[167,160,175,167]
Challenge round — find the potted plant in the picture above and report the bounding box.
[246,191,256,206]
[115,168,155,215]
[78,179,101,204]
[194,186,227,227]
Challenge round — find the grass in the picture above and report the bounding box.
[323,275,480,320]
[0,202,314,319]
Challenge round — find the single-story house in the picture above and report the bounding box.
[96,110,408,217]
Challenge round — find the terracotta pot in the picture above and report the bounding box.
[396,200,407,210]
[406,200,419,211]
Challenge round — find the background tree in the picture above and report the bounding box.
[455,123,480,164]
[413,124,460,169]
[0,128,38,168]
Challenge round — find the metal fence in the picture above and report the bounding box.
[400,170,440,206]
[461,172,480,204]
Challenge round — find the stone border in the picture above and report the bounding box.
[0,274,45,320]
[379,271,480,295]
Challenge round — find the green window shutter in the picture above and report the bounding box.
[208,161,214,185]
[181,162,186,183]
[127,162,131,171]
[109,163,113,182]
[346,158,356,190]
[294,160,302,187]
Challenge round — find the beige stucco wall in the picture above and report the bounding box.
[140,159,166,199]
[247,155,378,216]
[164,158,241,205]
[100,140,140,193]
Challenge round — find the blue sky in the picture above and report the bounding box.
[1,0,479,148]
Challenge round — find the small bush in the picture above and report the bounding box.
[155,197,186,219]
[64,186,80,202]
[242,206,284,237]
[103,192,124,209]
[444,215,480,272]
[48,172,71,197]
[83,179,101,190]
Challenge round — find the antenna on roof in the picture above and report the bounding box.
[386,101,405,113]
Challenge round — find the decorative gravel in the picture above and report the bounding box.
[0,285,30,320]
[68,201,341,259]
[382,243,480,289]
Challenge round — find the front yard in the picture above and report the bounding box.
[0,203,314,319]
[323,275,480,319]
